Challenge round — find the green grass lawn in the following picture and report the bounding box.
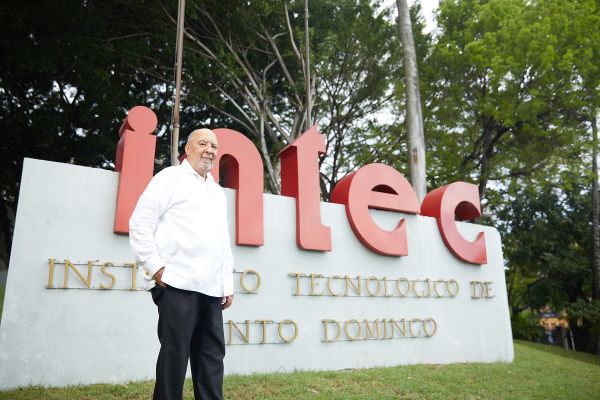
[0,340,598,399]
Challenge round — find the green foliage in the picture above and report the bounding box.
[0,0,182,265]
[511,312,545,342]
[1,342,599,399]
[498,175,593,311]
[411,0,599,352]
[569,299,600,327]
[175,0,402,195]
[313,0,402,194]
[422,0,587,193]
[344,2,428,179]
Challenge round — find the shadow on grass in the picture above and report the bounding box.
[515,339,600,366]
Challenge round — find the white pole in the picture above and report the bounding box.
[171,0,186,166]
[304,0,311,129]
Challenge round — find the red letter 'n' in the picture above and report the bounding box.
[211,128,264,246]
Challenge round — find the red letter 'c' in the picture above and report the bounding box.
[420,182,487,264]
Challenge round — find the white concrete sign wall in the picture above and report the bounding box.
[0,158,513,390]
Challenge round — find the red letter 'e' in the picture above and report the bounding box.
[331,163,419,256]
[280,125,331,251]
[211,128,264,246]
[420,182,487,264]
[114,106,157,234]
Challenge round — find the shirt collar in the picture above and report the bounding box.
[180,158,215,182]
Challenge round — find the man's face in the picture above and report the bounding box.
[185,129,218,177]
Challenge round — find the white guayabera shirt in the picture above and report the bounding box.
[129,159,234,297]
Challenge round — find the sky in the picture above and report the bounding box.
[415,0,440,33]
[382,0,441,33]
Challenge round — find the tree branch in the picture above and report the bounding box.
[282,0,305,72]
[264,31,302,106]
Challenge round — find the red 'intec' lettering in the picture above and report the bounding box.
[113,106,488,265]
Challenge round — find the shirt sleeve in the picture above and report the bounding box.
[221,192,235,297]
[129,170,173,278]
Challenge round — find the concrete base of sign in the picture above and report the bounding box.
[0,158,513,390]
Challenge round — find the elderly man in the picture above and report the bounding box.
[129,128,234,400]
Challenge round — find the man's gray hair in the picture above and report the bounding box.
[186,128,215,144]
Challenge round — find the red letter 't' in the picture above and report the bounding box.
[280,125,331,251]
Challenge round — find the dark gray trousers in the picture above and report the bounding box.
[151,285,225,400]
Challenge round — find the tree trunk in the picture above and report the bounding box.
[396,0,426,202]
[304,0,311,130]
[171,0,186,166]
[259,94,280,193]
[592,113,600,355]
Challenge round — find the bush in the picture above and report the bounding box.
[511,312,544,342]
